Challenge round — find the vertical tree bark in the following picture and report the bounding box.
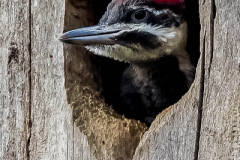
[0,1,30,159]
[1,0,96,159]
[198,0,240,159]
[1,0,239,159]
[1,0,147,160]
[29,0,75,159]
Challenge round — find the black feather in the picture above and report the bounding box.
[109,55,189,126]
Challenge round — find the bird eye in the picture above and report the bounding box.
[132,9,148,22]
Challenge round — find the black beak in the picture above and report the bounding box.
[59,25,122,45]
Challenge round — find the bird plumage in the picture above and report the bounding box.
[60,0,195,126]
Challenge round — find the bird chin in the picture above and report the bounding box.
[85,44,170,63]
[85,44,132,63]
[85,44,149,63]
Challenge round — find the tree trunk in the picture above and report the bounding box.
[198,0,240,159]
[0,0,239,160]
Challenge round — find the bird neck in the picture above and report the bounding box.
[129,55,195,88]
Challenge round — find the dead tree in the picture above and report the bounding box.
[0,0,239,159]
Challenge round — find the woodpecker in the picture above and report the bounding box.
[60,0,195,126]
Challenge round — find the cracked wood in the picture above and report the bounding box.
[0,1,30,159]
[198,0,240,159]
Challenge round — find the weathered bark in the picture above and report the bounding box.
[0,0,95,160]
[1,0,239,160]
[29,1,80,159]
[0,1,30,159]
[198,0,240,159]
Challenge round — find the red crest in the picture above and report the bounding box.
[152,0,184,4]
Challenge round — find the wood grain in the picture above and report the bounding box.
[0,1,30,159]
[198,0,240,159]
[28,0,96,159]
[1,0,240,159]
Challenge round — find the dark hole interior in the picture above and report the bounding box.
[91,0,200,126]
[184,0,201,67]
[92,0,112,23]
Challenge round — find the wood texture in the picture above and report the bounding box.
[29,0,97,159]
[0,1,30,159]
[29,0,72,159]
[1,0,240,159]
[198,0,240,159]
[0,0,96,160]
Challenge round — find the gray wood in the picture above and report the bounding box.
[0,0,97,160]
[198,0,240,159]
[134,0,240,159]
[0,1,30,159]
[1,0,240,159]
[29,0,97,159]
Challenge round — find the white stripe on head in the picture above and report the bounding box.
[111,23,176,42]
[131,24,176,42]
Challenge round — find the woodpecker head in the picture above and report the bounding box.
[60,0,187,63]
